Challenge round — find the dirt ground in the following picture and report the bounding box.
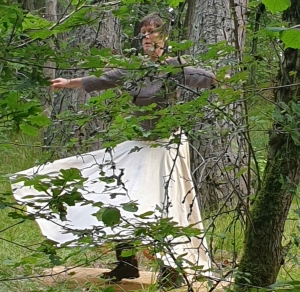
[42,266,229,291]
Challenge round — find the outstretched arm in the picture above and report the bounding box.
[51,68,127,92]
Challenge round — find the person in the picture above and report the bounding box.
[11,13,216,286]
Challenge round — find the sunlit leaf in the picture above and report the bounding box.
[28,29,55,40]
[121,248,137,257]
[281,29,300,49]
[26,114,50,126]
[167,0,184,8]
[22,13,53,31]
[19,123,39,136]
[262,0,291,13]
[235,168,248,178]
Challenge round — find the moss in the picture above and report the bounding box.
[235,133,300,290]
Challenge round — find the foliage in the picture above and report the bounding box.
[0,0,300,291]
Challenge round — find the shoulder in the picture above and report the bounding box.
[164,56,186,66]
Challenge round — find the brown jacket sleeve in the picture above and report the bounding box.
[81,68,127,93]
[167,57,215,89]
[183,66,215,88]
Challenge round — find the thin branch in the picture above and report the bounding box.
[15,1,121,49]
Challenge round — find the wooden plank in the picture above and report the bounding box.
[42,266,157,291]
[42,266,212,291]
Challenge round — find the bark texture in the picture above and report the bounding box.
[236,0,300,288]
[188,0,246,60]
[43,0,57,117]
[184,0,249,209]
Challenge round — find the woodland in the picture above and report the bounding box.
[0,0,300,291]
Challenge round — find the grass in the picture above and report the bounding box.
[278,200,300,282]
[0,134,44,291]
[205,204,300,281]
[0,134,95,291]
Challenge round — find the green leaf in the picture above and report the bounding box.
[49,254,62,266]
[99,176,115,184]
[102,207,121,227]
[122,202,138,212]
[102,287,116,292]
[273,108,284,122]
[286,280,300,286]
[182,226,201,236]
[121,248,137,257]
[291,102,300,116]
[22,13,52,31]
[137,211,154,219]
[167,40,193,52]
[0,200,6,210]
[19,123,39,136]
[290,130,300,146]
[62,191,84,206]
[8,212,29,220]
[235,168,248,178]
[128,146,143,154]
[26,114,50,126]
[7,91,19,109]
[265,27,287,32]
[60,168,83,181]
[29,29,55,40]
[262,0,291,13]
[92,208,105,221]
[168,0,184,7]
[110,193,126,199]
[281,29,300,49]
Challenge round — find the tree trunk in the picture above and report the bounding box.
[44,4,121,155]
[17,0,35,11]
[184,0,249,210]
[43,0,57,117]
[236,0,300,288]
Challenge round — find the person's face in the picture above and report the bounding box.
[141,24,165,59]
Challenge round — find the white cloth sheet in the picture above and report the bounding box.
[11,137,211,274]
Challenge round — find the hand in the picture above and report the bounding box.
[51,78,69,89]
[50,78,74,89]
[51,78,82,89]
